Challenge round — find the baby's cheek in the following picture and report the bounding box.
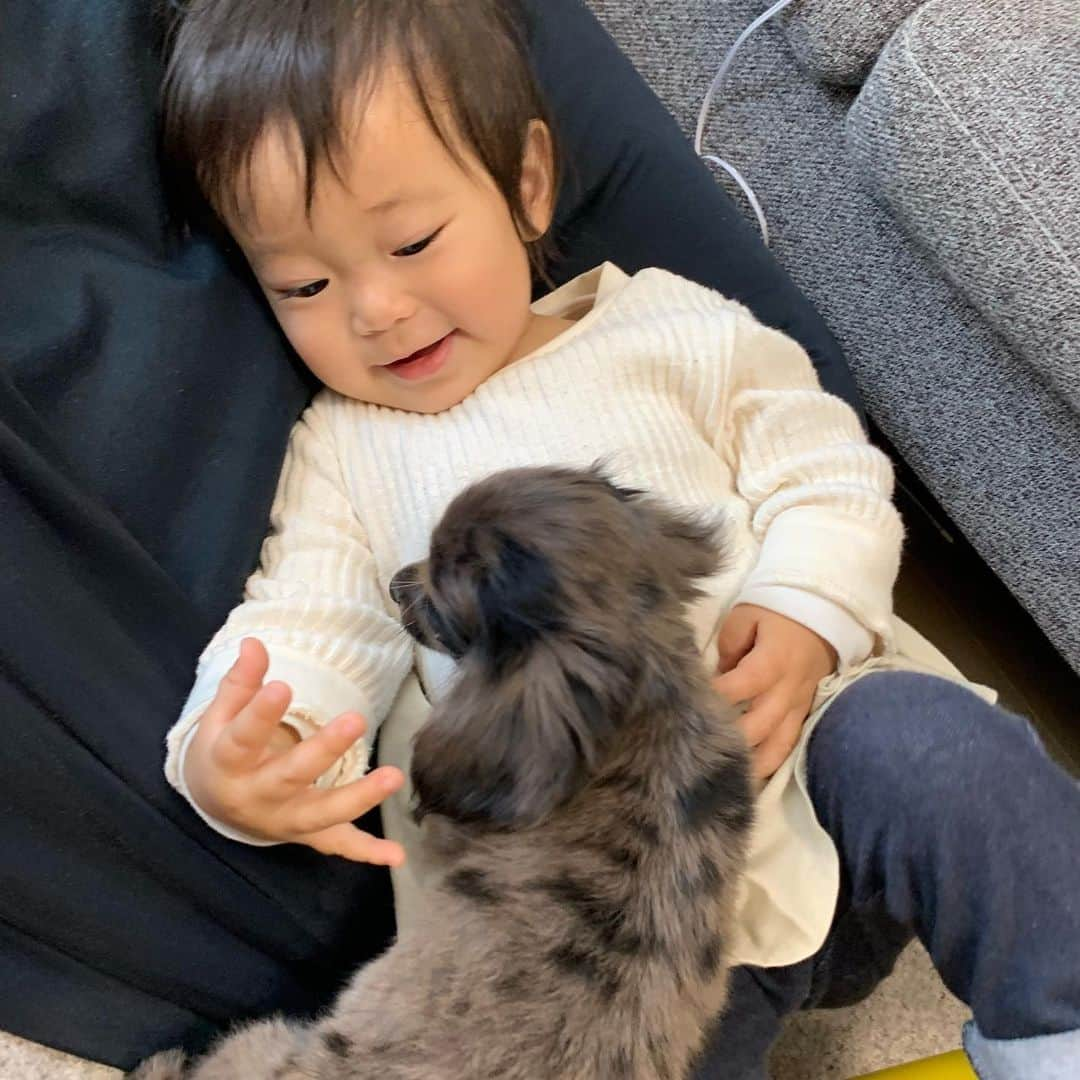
[274,309,323,367]
[277,310,357,393]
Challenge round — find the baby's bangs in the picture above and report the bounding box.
[164,0,379,223]
[162,1,557,273]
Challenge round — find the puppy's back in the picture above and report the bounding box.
[319,685,752,1080]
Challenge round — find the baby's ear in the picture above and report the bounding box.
[410,648,612,830]
[518,118,557,240]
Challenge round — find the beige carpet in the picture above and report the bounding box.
[771,941,970,1077]
[0,1033,120,1080]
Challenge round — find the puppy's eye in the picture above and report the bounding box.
[424,598,462,657]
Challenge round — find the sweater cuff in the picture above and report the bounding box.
[736,584,873,671]
[164,643,377,846]
[741,506,900,652]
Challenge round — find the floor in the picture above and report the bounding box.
[769,439,1080,1077]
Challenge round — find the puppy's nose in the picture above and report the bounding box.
[389,565,420,608]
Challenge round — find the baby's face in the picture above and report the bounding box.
[226,73,564,414]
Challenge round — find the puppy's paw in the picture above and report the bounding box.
[125,1048,188,1079]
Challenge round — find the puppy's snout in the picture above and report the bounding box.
[390,564,421,608]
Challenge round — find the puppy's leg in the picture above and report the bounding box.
[126,1016,307,1080]
[125,1049,187,1079]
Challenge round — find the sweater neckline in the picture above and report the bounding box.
[520,261,628,365]
[454,262,627,403]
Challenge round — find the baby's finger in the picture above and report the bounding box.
[301,823,406,866]
[200,639,270,736]
[283,767,404,835]
[736,686,791,747]
[712,649,776,706]
[715,608,758,674]
[751,709,806,781]
[260,713,369,793]
[213,681,293,772]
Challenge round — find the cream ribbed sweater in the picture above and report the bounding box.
[166,264,982,968]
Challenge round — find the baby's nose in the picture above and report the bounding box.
[349,279,415,337]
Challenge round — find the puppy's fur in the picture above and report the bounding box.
[131,466,753,1080]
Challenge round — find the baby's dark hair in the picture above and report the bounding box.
[162,0,561,281]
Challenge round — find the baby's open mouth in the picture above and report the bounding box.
[383,332,455,381]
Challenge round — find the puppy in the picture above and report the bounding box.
[130,465,753,1080]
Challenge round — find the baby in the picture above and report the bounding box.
[156,3,1080,1076]
[162,0,891,889]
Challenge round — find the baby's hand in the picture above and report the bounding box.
[183,638,405,866]
[712,605,837,781]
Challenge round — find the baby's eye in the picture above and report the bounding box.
[394,228,442,258]
[278,279,328,300]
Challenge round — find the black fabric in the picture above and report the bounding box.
[0,381,397,1066]
[0,0,862,1068]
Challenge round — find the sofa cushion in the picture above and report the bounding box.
[779,0,925,86]
[847,0,1080,413]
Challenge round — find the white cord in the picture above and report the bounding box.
[700,153,773,246]
[695,0,798,246]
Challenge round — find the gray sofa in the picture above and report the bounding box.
[588,0,1080,674]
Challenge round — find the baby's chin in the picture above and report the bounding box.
[348,371,489,415]
[394,392,471,415]
[347,354,509,414]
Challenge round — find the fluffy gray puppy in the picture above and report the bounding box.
[131,465,753,1080]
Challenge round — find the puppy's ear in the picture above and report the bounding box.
[590,463,722,585]
[650,503,724,585]
[474,531,563,670]
[411,646,617,829]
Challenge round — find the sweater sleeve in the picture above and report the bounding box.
[714,307,903,654]
[164,399,415,807]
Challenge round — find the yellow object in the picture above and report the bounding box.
[851,1049,977,1079]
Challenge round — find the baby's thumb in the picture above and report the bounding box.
[715,606,758,672]
[202,638,270,733]
[304,825,406,867]
[233,637,270,684]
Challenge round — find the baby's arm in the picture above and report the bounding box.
[709,305,903,775]
[165,399,414,855]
